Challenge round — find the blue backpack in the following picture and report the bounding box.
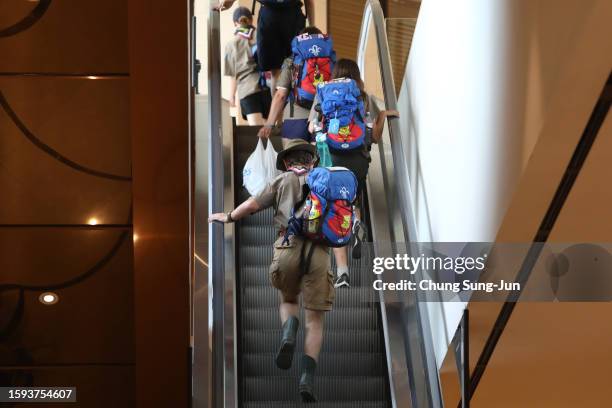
[285,167,357,248]
[317,78,367,150]
[290,33,336,109]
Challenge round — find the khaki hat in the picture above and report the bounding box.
[276,139,317,171]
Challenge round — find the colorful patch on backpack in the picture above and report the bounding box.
[303,58,332,93]
[322,200,354,245]
[303,193,325,239]
[327,119,365,150]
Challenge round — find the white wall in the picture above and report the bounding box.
[398,0,608,367]
[399,0,522,367]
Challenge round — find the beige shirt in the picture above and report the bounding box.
[254,171,306,231]
[224,33,261,100]
[277,57,311,120]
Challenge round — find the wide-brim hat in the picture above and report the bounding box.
[276,139,317,171]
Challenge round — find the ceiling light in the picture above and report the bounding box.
[39,292,59,305]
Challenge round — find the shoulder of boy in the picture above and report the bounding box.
[281,57,294,70]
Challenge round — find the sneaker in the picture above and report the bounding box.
[334,273,350,288]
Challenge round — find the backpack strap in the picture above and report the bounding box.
[281,183,310,245]
[251,0,257,15]
[300,241,317,277]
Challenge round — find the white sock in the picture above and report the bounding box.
[337,265,349,278]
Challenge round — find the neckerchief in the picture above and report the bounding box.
[235,26,254,40]
[287,165,310,176]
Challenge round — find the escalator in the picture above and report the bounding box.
[203,1,444,407]
[233,127,390,407]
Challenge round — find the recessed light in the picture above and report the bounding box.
[39,292,59,305]
[87,218,99,225]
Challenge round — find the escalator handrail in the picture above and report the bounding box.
[207,8,227,408]
[357,2,444,407]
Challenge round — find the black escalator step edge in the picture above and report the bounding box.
[242,329,383,354]
[242,286,379,308]
[243,376,387,401]
[242,308,380,331]
[243,402,389,408]
[242,353,386,377]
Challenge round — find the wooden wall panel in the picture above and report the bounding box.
[329,0,419,79]
[328,0,367,60]
[388,0,420,18]
[387,18,417,94]
[128,1,191,407]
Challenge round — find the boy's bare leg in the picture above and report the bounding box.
[246,112,265,126]
[300,308,325,402]
[276,298,299,370]
[303,309,324,360]
[333,247,350,288]
[279,301,299,323]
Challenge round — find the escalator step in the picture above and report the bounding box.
[234,126,390,408]
[239,266,376,287]
[242,286,379,308]
[242,353,386,377]
[239,209,275,227]
[243,376,387,401]
[240,225,278,244]
[239,262,375,289]
[239,245,275,266]
[243,402,389,408]
[242,308,380,331]
[239,266,271,286]
[241,329,383,354]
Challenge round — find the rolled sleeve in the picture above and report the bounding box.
[224,45,235,77]
[276,58,294,90]
[253,181,278,209]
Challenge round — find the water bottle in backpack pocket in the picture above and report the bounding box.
[317,78,367,151]
[285,167,358,247]
[290,33,336,110]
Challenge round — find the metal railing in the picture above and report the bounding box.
[358,1,444,407]
[204,7,240,408]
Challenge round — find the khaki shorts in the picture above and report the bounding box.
[269,235,335,311]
